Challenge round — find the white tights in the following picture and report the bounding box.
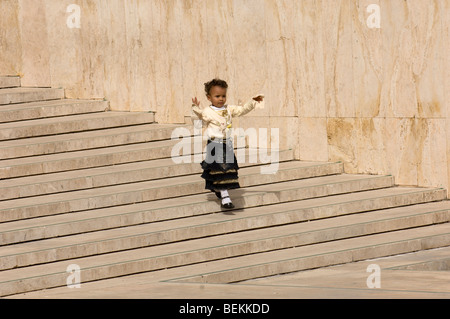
[220,190,232,204]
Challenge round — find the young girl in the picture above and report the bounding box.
[191,78,264,209]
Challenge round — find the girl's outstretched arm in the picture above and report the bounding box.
[191,97,204,118]
[192,97,201,107]
[229,94,264,117]
[191,97,217,127]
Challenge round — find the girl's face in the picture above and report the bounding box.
[207,86,227,108]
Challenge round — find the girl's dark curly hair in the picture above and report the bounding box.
[204,78,228,95]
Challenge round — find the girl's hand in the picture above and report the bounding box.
[192,97,201,107]
[253,95,264,102]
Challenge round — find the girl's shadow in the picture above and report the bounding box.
[207,188,261,215]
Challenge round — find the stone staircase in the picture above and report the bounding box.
[0,75,449,297]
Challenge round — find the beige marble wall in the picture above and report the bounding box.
[0,0,448,197]
[0,0,22,76]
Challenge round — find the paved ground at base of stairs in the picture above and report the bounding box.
[9,246,450,299]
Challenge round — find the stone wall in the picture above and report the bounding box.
[0,0,448,197]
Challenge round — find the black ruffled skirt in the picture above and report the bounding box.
[201,139,240,191]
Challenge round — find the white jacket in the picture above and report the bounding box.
[191,94,264,140]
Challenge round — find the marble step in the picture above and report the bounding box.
[0,207,448,296]
[0,185,444,246]
[0,76,20,89]
[0,173,394,223]
[0,87,64,105]
[0,111,155,141]
[0,139,289,180]
[172,223,450,285]
[0,99,109,123]
[1,190,448,270]
[0,157,333,200]
[0,136,191,179]
[0,123,188,160]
